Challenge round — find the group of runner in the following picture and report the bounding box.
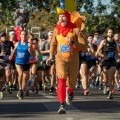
[0,27,120,112]
[0,30,54,99]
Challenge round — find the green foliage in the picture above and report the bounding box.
[0,0,120,34]
[84,0,120,34]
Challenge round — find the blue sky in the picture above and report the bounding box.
[81,0,111,14]
[94,0,110,6]
[94,0,111,14]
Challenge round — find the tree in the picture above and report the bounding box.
[0,0,18,25]
[0,0,120,34]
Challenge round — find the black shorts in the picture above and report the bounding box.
[87,59,96,69]
[101,59,116,69]
[79,54,87,64]
[41,60,51,71]
[79,54,96,69]
[16,64,30,71]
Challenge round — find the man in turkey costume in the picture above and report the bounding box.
[47,7,87,114]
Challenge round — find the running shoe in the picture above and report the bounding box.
[17,90,24,100]
[50,86,55,91]
[34,89,39,94]
[26,90,29,96]
[9,87,12,94]
[43,86,47,92]
[107,92,113,100]
[103,86,109,95]
[0,91,4,100]
[83,89,90,96]
[66,88,74,105]
[49,86,55,94]
[5,84,12,94]
[5,84,10,92]
[91,80,96,88]
[99,83,103,90]
[75,79,81,88]
[58,105,66,114]
[112,89,115,94]
[116,86,120,91]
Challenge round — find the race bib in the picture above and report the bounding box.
[18,52,25,58]
[60,44,70,53]
[107,52,115,58]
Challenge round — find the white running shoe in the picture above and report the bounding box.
[66,87,74,105]
[0,91,4,100]
[58,105,66,114]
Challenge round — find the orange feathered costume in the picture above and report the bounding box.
[50,7,87,104]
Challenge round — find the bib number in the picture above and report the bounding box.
[60,44,70,53]
[18,52,25,58]
[107,52,115,58]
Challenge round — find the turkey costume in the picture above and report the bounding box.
[49,7,87,113]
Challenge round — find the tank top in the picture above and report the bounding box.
[15,42,30,64]
[102,40,116,59]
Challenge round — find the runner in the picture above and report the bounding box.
[39,34,51,91]
[114,33,120,91]
[9,31,18,90]
[26,37,40,96]
[47,31,56,94]
[92,32,102,47]
[0,59,5,99]
[9,30,33,100]
[97,28,119,99]
[79,34,96,95]
[47,7,87,114]
[0,32,14,94]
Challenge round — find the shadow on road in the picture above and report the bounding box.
[73,100,120,113]
[0,100,120,116]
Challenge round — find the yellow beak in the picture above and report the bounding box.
[57,7,65,15]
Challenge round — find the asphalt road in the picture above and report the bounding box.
[0,88,120,120]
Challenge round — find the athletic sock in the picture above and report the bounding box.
[57,78,66,103]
